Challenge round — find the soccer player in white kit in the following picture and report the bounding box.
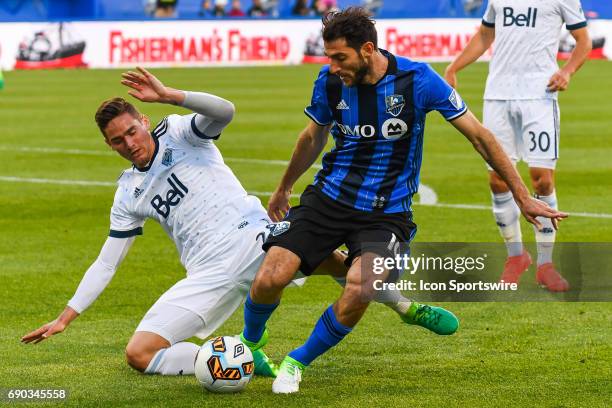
[444,0,591,291]
[21,67,439,376]
[20,67,286,376]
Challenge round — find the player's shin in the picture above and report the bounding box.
[240,292,278,348]
[144,342,199,375]
[287,305,352,367]
[533,191,557,266]
[492,191,523,256]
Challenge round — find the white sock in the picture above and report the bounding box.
[145,342,200,375]
[333,276,412,315]
[533,191,557,266]
[492,191,523,257]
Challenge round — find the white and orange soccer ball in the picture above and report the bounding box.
[194,336,254,393]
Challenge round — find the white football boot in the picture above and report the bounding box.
[272,356,304,394]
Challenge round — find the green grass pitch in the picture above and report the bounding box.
[0,61,611,407]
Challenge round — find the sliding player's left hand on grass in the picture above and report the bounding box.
[21,307,78,344]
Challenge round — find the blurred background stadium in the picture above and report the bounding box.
[0,1,610,407]
[1,0,612,20]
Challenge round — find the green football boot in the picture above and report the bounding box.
[240,329,277,377]
[401,302,459,335]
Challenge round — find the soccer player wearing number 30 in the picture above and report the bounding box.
[445,0,591,291]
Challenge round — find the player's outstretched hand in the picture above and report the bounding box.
[547,69,571,92]
[121,66,170,103]
[21,320,67,344]
[268,188,291,222]
[518,196,568,231]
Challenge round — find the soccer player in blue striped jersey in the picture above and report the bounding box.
[240,7,568,394]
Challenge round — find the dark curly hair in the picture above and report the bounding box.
[322,7,377,52]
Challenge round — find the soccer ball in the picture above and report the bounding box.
[194,336,254,393]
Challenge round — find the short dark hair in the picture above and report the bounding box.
[322,7,377,51]
[95,97,141,136]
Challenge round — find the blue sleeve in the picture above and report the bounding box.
[304,67,333,126]
[417,64,468,121]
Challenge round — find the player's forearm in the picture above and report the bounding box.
[475,129,530,205]
[447,28,493,74]
[67,258,118,313]
[181,91,235,125]
[67,237,134,313]
[562,32,592,76]
[180,91,235,137]
[278,127,326,191]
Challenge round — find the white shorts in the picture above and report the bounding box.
[483,99,560,170]
[135,221,307,344]
[135,222,266,343]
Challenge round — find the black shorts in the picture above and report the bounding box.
[263,185,417,275]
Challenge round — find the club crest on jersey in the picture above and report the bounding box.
[161,148,174,166]
[448,89,464,110]
[271,221,291,236]
[385,94,405,117]
[372,196,386,209]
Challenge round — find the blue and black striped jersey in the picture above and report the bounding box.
[305,50,468,214]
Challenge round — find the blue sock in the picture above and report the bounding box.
[288,305,352,366]
[242,293,278,344]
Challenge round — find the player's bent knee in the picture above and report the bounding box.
[252,273,287,297]
[531,175,555,196]
[252,246,300,296]
[125,343,158,372]
[125,332,170,372]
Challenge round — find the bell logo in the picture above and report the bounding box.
[381,118,408,140]
[503,7,538,28]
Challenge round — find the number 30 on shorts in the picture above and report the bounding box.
[528,131,551,153]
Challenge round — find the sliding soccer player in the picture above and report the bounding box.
[21,67,444,378]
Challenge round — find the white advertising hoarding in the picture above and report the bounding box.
[0,18,608,70]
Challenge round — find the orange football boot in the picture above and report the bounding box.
[499,251,532,284]
[536,263,570,292]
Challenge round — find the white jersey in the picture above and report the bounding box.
[109,113,269,274]
[482,0,587,100]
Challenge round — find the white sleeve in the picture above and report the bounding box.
[181,91,235,140]
[109,185,145,238]
[559,0,587,30]
[67,236,135,313]
[482,0,496,27]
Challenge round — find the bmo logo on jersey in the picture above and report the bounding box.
[503,7,538,27]
[337,123,376,138]
[337,119,409,139]
[151,173,189,218]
